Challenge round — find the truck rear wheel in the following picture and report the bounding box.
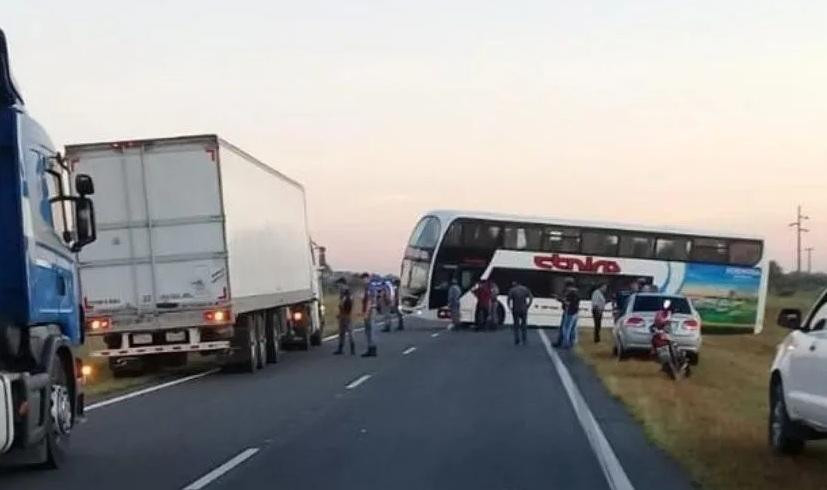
[243,319,259,374]
[265,311,280,364]
[44,356,72,469]
[255,314,266,370]
[310,329,322,346]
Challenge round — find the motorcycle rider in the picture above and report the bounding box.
[651,299,688,378]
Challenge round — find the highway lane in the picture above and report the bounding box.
[1,319,694,489]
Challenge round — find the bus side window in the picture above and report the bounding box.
[691,238,729,263]
[655,237,691,260]
[619,235,654,258]
[729,240,761,266]
[582,231,618,256]
[543,228,580,253]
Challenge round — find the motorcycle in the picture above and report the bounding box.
[651,320,691,380]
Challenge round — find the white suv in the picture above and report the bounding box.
[770,289,827,454]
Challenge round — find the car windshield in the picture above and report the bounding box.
[633,296,692,314]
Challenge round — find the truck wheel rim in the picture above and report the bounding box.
[50,384,73,436]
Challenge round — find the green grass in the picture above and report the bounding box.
[577,291,827,490]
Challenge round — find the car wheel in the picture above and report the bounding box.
[770,379,805,454]
[615,340,626,361]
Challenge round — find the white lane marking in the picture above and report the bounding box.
[323,327,364,342]
[538,329,634,490]
[402,347,417,355]
[345,374,372,390]
[86,369,219,411]
[182,448,260,490]
[431,332,440,338]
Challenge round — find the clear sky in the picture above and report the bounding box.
[6,1,827,273]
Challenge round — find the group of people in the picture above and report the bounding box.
[335,272,657,355]
[333,273,403,358]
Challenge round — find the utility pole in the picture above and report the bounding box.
[806,247,815,274]
[789,205,810,273]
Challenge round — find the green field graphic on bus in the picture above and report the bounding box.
[677,263,761,327]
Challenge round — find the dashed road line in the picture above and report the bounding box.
[402,346,417,355]
[86,369,219,411]
[431,332,440,338]
[324,327,364,342]
[538,329,634,490]
[345,374,372,390]
[182,448,260,490]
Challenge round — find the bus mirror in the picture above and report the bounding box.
[76,174,94,196]
[72,197,97,251]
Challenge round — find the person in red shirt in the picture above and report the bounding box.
[472,279,492,330]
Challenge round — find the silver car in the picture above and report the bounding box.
[613,293,702,364]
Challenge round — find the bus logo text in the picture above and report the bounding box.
[533,254,621,274]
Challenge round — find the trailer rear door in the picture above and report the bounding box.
[72,136,229,316]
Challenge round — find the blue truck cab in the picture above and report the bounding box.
[0,29,97,468]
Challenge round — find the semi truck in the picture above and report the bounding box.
[0,30,98,467]
[68,135,324,376]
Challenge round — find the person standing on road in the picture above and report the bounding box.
[472,279,492,330]
[360,273,383,357]
[507,281,533,345]
[488,280,500,329]
[392,277,404,331]
[591,284,608,343]
[379,278,394,333]
[447,278,463,330]
[333,286,356,355]
[559,277,580,349]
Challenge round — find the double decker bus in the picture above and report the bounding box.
[399,210,768,332]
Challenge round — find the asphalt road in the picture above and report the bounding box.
[1,319,695,490]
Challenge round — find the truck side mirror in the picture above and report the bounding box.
[777,308,802,330]
[72,197,96,252]
[76,173,94,196]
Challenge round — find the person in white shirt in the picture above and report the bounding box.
[591,284,608,343]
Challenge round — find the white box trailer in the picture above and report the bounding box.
[68,134,323,375]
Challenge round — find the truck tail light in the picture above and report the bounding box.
[87,317,111,331]
[624,316,645,327]
[684,319,700,330]
[204,309,232,324]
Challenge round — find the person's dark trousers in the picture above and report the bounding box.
[396,307,404,330]
[592,308,603,343]
[475,305,489,330]
[512,310,528,344]
[554,312,568,346]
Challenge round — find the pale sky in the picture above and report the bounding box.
[6,1,827,273]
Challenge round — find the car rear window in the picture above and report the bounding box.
[632,296,691,314]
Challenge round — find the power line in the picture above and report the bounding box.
[789,205,810,273]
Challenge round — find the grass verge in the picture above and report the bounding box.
[576,292,827,490]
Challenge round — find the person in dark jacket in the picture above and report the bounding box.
[507,281,533,345]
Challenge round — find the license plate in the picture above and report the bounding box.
[132,333,153,345]
[165,331,187,342]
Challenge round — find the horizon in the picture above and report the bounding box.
[6,1,827,274]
